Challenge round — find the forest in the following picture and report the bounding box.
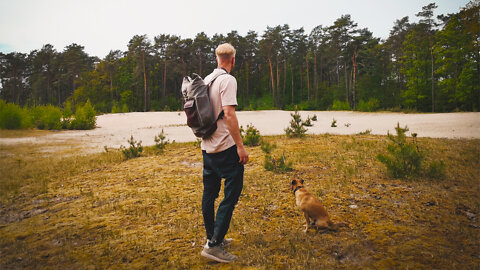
[0,2,479,113]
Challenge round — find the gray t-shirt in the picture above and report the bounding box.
[201,68,238,153]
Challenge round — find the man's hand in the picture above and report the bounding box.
[237,145,249,165]
[223,105,249,165]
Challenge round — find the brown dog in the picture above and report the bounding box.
[290,179,344,232]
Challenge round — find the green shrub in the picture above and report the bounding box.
[357,98,380,112]
[70,100,96,130]
[240,124,261,146]
[121,135,143,159]
[426,160,446,180]
[0,102,30,129]
[30,105,62,130]
[261,141,292,173]
[331,118,337,127]
[111,102,121,114]
[331,99,351,111]
[154,129,169,153]
[122,104,129,113]
[377,124,424,179]
[285,107,317,138]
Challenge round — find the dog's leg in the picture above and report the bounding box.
[303,212,311,233]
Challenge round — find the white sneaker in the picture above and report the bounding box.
[201,245,238,263]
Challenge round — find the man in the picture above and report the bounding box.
[200,43,248,263]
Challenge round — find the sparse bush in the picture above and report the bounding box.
[121,135,143,159]
[331,118,337,127]
[260,141,276,154]
[111,102,121,113]
[0,102,30,129]
[240,124,261,146]
[285,107,317,138]
[426,160,446,180]
[264,153,293,173]
[331,99,351,111]
[377,124,424,179]
[357,98,380,112]
[70,100,96,130]
[261,141,292,173]
[154,129,169,153]
[358,129,372,135]
[61,101,73,129]
[30,105,62,130]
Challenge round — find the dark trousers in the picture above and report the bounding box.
[202,145,244,244]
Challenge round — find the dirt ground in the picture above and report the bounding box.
[0,111,479,153]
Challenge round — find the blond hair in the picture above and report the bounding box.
[215,43,236,60]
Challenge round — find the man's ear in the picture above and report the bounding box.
[300,179,304,184]
[291,180,297,185]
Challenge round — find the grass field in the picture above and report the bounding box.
[0,132,479,269]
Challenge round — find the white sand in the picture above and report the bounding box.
[1,111,479,153]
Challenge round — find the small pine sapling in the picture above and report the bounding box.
[285,107,317,138]
[377,123,423,179]
[154,129,169,153]
[121,135,143,159]
[240,124,261,146]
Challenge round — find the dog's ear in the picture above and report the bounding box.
[300,179,304,184]
[291,179,297,185]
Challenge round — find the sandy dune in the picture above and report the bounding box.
[1,111,479,153]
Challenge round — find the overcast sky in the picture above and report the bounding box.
[0,0,471,59]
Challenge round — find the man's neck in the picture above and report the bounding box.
[217,65,230,74]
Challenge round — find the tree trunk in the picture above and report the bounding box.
[246,61,249,106]
[283,57,286,108]
[352,47,358,111]
[431,46,435,112]
[163,59,167,108]
[306,57,310,100]
[345,61,349,105]
[276,55,280,107]
[110,73,113,99]
[300,65,303,103]
[314,51,318,102]
[268,54,275,106]
[291,64,294,104]
[143,52,147,112]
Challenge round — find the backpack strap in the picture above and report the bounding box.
[207,69,228,121]
[207,69,228,87]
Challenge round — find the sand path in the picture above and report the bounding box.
[1,111,479,153]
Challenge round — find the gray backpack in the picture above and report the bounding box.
[181,72,227,139]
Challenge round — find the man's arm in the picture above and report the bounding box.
[223,105,249,165]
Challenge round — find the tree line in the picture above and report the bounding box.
[1,1,478,113]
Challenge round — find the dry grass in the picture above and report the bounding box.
[0,134,479,269]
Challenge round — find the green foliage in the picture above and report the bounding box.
[154,129,169,153]
[377,124,424,179]
[357,98,380,112]
[260,141,276,154]
[121,135,143,159]
[0,101,30,129]
[70,100,96,130]
[30,105,62,130]
[331,118,337,127]
[264,153,293,173]
[1,3,479,113]
[260,141,292,173]
[111,102,120,114]
[426,160,446,180]
[331,100,351,111]
[240,124,261,146]
[285,108,317,138]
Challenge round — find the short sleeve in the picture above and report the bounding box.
[219,76,238,107]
